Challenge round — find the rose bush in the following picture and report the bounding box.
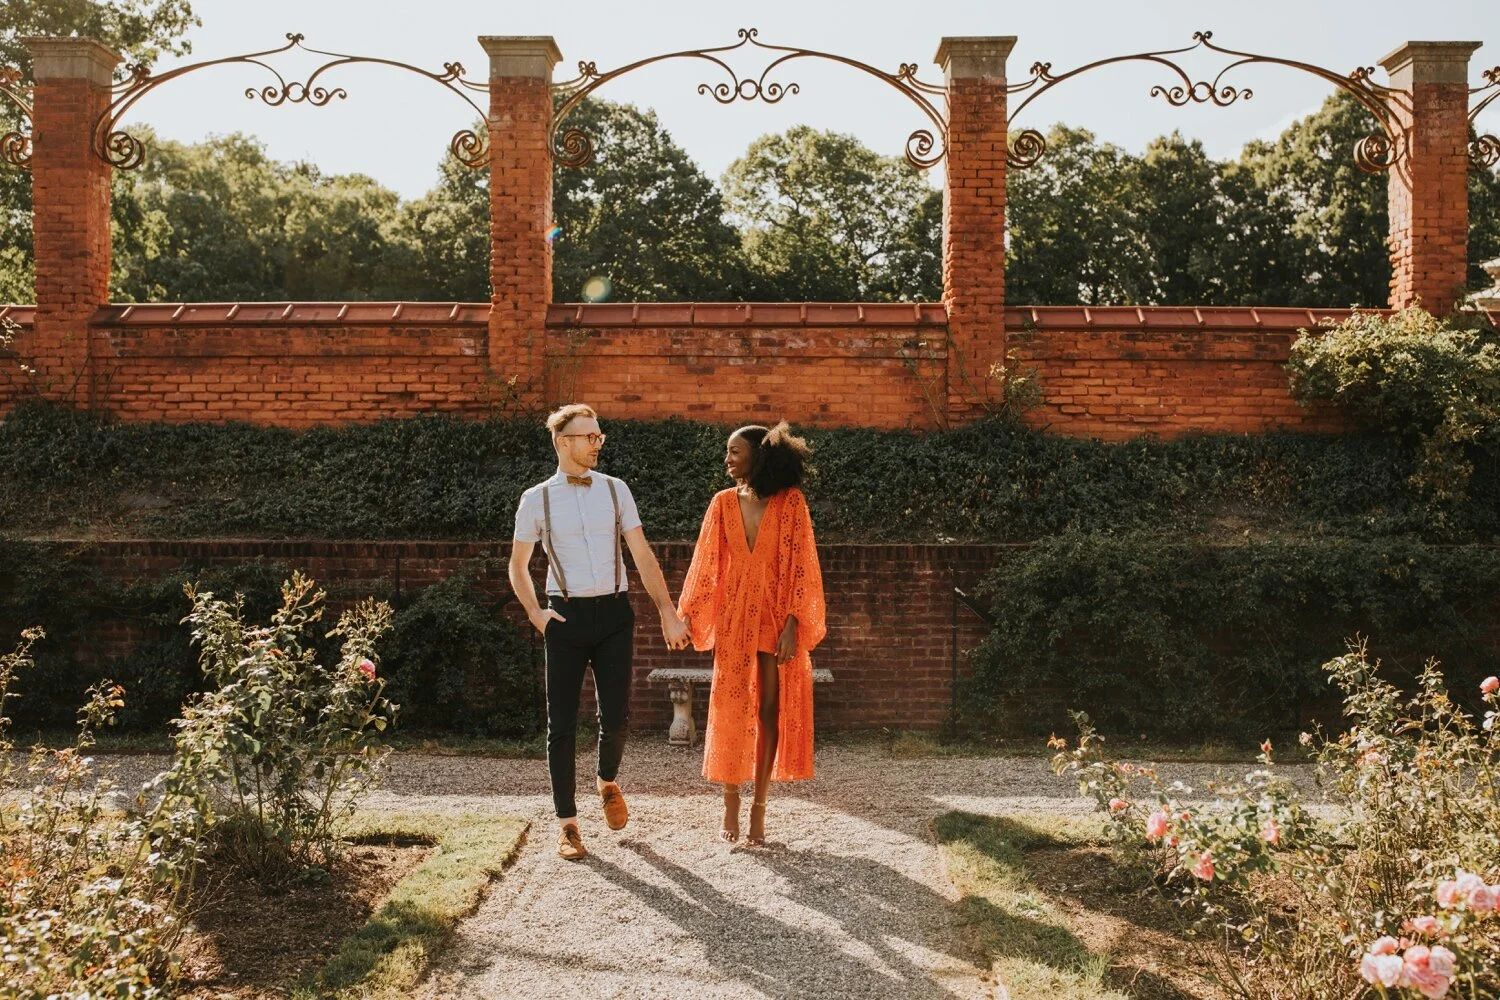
[1051,642,1500,999]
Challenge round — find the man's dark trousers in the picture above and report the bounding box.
[544,592,634,820]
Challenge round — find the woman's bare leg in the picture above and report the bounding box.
[748,652,779,844]
[720,783,740,843]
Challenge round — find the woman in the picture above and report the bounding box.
[677,421,826,846]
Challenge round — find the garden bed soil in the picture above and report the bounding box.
[174,840,432,998]
[1023,844,1242,1000]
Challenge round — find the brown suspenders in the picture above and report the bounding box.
[540,477,622,599]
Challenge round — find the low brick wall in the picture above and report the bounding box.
[37,538,1001,733]
[9,301,1486,438]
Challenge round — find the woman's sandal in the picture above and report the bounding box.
[719,789,741,844]
[745,798,768,847]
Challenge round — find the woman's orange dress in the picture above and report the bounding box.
[677,486,826,784]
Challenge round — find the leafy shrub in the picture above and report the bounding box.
[0,627,203,999]
[1052,643,1500,999]
[1289,308,1500,507]
[966,533,1500,737]
[173,573,396,886]
[380,571,539,737]
[0,543,293,728]
[3,402,1499,544]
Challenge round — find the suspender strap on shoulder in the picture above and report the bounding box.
[540,485,569,599]
[606,478,622,594]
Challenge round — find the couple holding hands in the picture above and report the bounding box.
[507,404,826,860]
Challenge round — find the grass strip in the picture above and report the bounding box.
[295,810,528,1000]
[934,811,1125,1000]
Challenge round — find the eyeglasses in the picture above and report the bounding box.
[560,432,607,446]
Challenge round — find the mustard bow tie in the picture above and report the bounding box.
[566,475,593,487]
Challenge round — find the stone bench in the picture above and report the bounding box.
[646,666,834,746]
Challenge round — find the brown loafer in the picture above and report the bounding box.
[600,783,629,831]
[557,826,587,861]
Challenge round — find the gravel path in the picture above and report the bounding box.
[87,745,1321,1000]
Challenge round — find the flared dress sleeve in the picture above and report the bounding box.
[677,490,729,651]
[773,488,826,654]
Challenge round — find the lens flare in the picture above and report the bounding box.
[581,276,613,303]
[545,225,562,243]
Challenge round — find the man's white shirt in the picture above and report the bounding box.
[513,469,642,597]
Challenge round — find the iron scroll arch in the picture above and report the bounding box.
[1004,31,1409,175]
[93,33,492,171]
[0,67,32,169]
[1473,66,1500,170]
[551,27,949,170]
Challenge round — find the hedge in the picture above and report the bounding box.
[965,533,1500,738]
[2,401,1496,543]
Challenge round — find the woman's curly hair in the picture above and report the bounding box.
[733,421,812,498]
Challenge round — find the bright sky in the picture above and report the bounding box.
[126,0,1500,200]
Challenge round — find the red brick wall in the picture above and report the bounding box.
[0,302,1426,438]
[45,538,1000,732]
[486,70,554,405]
[85,305,492,425]
[941,50,1011,423]
[1009,306,1361,440]
[546,303,948,429]
[27,65,114,406]
[1382,44,1478,315]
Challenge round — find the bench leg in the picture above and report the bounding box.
[667,679,696,746]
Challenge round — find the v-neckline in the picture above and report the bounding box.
[731,489,771,556]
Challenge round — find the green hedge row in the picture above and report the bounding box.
[3,402,1497,543]
[965,533,1500,738]
[0,542,538,734]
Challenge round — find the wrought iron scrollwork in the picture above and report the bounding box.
[0,67,33,170]
[1472,67,1500,170]
[1005,30,1407,174]
[95,33,491,170]
[552,27,948,170]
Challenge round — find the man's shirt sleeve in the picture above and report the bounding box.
[616,479,643,534]
[513,488,543,543]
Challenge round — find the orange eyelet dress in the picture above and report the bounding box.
[677,487,826,784]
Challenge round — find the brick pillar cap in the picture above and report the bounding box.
[935,36,1017,81]
[23,37,122,85]
[1379,41,1482,85]
[479,36,563,80]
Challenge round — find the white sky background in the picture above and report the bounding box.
[125,0,1500,200]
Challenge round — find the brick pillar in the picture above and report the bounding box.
[1380,41,1481,315]
[480,36,560,406]
[937,36,1015,425]
[23,38,119,405]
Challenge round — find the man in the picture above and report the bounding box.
[509,403,690,860]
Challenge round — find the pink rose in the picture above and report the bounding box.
[1406,915,1441,935]
[1359,952,1404,987]
[1435,880,1461,908]
[1426,946,1456,977]
[1192,853,1215,881]
[1260,739,1273,755]
[1369,936,1400,956]
[1260,818,1281,845]
[1402,944,1454,998]
[1481,676,1499,695]
[1179,811,1191,822]
[1454,872,1486,901]
[1145,809,1170,841]
[1469,884,1498,913]
[1108,798,1129,813]
[357,658,377,681]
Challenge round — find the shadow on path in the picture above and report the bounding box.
[584,839,985,1000]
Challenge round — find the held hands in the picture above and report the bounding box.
[528,607,566,636]
[661,609,690,651]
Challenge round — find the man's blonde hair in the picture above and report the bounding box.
[546,403,598,438]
